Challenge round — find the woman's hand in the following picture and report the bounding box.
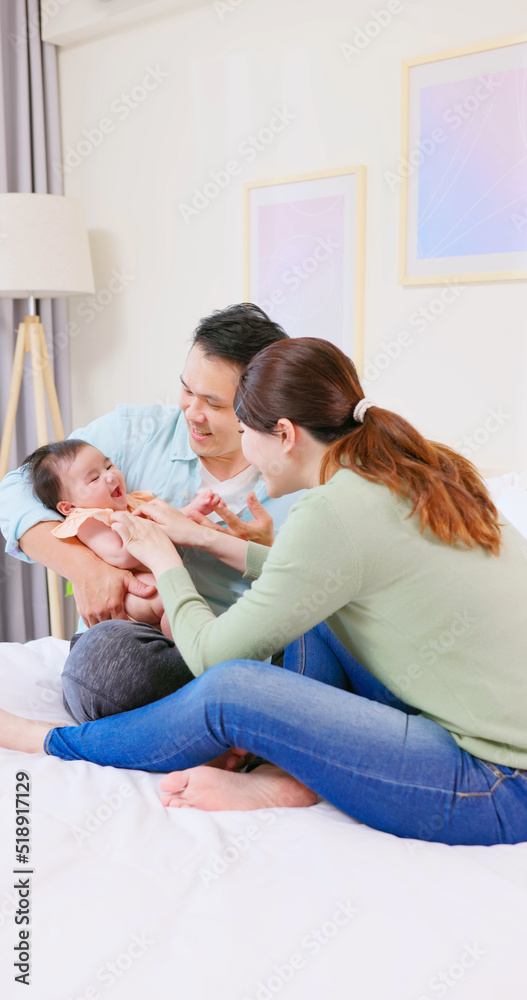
[131,497,215,548]
[187,492,275,547]
[130,496,258,574]
[110,510,183,579]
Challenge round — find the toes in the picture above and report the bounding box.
[160,791,185,805]
[161,793,192,809]
[224,753,245,771]
[159,770,189,793]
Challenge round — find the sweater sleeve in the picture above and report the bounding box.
[156,491,362,676]
[244,541,271,580]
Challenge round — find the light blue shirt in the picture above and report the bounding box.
[0,404,304,632]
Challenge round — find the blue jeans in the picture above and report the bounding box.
[46,623,527,845]
[61,620,354,724]
[283,623,418,711]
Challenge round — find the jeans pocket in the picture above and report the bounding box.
[457,758,514,798]
[478,759,503,779]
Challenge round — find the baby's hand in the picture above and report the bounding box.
[179,489,223,518]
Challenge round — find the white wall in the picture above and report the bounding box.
[55,0,527,473]
[42,0,204,47]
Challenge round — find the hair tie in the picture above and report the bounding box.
[353,398,375,424]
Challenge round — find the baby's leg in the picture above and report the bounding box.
[124,572,174,639]
[124,591,161,628]
[138,574,173,638]
[159,611,173,640]
[146,587,174,640]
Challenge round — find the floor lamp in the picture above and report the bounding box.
[0,193,94,639]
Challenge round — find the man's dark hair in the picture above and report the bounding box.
[191,303,289,368]
[22,439,87,513]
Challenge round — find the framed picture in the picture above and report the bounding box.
[399,33,527,285]
[244,167,366,372]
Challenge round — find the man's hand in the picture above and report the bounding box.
[72,562,157,629]
[187,492,275,547]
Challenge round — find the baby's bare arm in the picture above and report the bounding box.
[77,517,145,570]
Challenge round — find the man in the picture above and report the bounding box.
[0,303,303,722]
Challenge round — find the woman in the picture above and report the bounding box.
[3,338,527,845]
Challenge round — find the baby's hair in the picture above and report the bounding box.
[22,439,90,513]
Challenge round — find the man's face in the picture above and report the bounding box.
[179,345,243,461]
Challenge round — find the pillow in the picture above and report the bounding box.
[486,471,527,540]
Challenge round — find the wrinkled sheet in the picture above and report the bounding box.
[1,637,527,999]
[1,476,527,998]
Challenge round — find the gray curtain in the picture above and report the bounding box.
[0,0,70,642]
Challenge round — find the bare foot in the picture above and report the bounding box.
[0,707,61,754]
[158,763,318,811]
[206,747,252,772]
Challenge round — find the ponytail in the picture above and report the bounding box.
[235,337,502,555]
[320,403,502,555]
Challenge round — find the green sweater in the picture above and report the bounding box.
[158,469,527,768]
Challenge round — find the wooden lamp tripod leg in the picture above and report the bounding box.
[0,321,27,481]
[28,318,64,640]
[1,318,66,640]
[38,324,64,441]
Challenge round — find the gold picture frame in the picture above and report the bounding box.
[399,32,527,285]
[244,166,366,373]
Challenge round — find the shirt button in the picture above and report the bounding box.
[183,492,189,500]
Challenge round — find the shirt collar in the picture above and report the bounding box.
[170,410,198,462]
[252,476,269,503]
[169,411,269,505]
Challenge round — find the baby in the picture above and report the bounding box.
[23,439,220,638]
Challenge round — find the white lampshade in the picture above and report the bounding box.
[0,193,94,298]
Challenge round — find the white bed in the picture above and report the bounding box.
[1,474,527,999]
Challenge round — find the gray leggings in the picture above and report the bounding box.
[61,620,352,724]
[62,621,196,723]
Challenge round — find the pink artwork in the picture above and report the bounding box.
[246,170,365,365]
[256,195,346,344]
[402,36,527,282]
[418,69,527,259]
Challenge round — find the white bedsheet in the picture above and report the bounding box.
[1,637,527,1000]
[1,480,527,999]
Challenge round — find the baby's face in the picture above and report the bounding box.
[56,445,128,516]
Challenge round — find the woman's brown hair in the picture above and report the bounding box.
[234,337,502,555]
